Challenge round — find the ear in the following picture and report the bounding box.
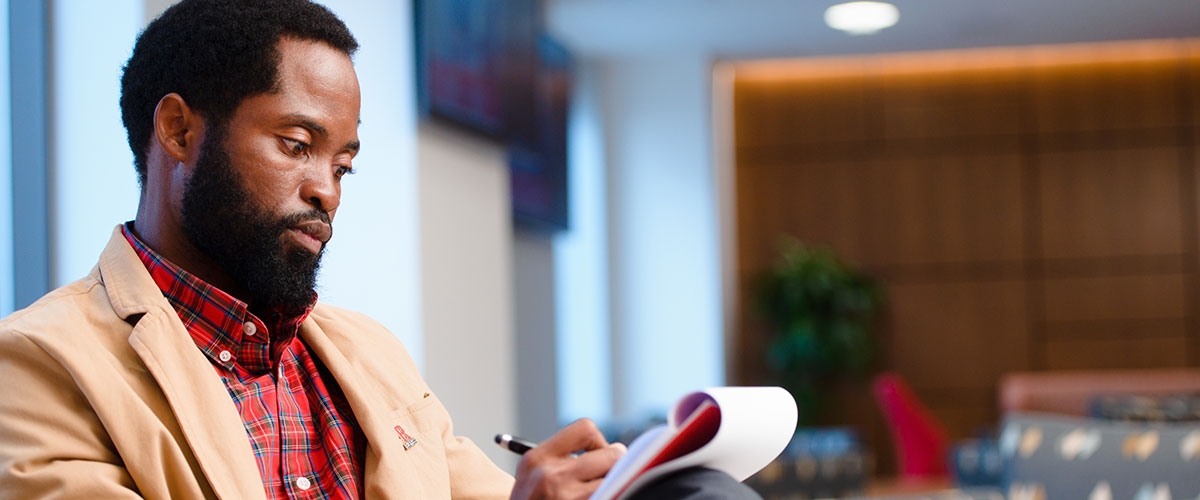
[152,93,202,164]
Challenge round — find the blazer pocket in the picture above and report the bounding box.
[377,393,455,495]
[393,391,438,417]
[388,392,442,453]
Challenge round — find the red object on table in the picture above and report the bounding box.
[873,372,950,478]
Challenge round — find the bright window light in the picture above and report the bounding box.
[824,1,900,35]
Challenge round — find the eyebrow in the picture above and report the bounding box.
[284,113,361,154]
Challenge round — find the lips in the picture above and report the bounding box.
[288,219,332,254]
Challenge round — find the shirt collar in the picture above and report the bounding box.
[121,222,315,372]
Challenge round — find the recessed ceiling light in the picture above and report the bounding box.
[824,1,900,35]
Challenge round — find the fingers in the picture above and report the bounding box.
[510,420,628,500]
[569,442,627,481]
[534,418,609,456]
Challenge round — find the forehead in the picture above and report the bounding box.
[274,37,359,94]
[259,37,361,127]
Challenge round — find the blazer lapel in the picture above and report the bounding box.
[128,311,268,500]
[99,227,267,500]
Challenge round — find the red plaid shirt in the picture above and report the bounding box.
[123,224,364,499]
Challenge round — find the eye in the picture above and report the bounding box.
[334,165,355,179]
[281,137,310,156]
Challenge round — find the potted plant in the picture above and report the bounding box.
[755,239,884,426]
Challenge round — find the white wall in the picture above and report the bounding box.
[418,122,517,471]
[555,59,613,424]
[599,55,725,418]
[144,0,174,23]
[51,0,142,286]
[514,232,559,440]
[712,64,740,377]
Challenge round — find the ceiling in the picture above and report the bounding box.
[546,0,1200,61]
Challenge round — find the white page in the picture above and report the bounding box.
[590,386,797,500]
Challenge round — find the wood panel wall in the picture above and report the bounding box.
[729,40,1200,474]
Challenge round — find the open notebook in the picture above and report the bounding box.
[591,386,797,500]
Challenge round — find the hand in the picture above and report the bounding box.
[509,418,627,500]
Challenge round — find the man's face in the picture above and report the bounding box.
[179,38,361,312]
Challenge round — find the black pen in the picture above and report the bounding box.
[494,434,538,455]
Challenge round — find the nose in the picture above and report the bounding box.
[300,162,341,215]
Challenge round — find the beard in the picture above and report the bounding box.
[180,125,331,314]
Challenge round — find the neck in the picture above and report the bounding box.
[133,200,252,305]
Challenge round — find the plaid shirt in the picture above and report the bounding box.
[122,224,364,499]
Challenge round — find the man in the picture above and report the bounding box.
[0,0,759,498]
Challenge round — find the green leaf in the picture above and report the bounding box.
[753,237,885,424]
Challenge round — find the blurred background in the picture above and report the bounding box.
[4,0,1200,496]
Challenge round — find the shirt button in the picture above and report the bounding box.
[295,476,312,490]
[218,350,232,363]
[243,321,257,336]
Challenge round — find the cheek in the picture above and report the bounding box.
[239,176,292,212]
[240,163,305,209]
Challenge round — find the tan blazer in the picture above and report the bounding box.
[0,227,515,499]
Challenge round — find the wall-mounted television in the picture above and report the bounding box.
[414,0,571,232]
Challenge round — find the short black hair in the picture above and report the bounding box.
[120,0,359,187]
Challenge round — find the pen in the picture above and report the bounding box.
[494,433,538,455]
